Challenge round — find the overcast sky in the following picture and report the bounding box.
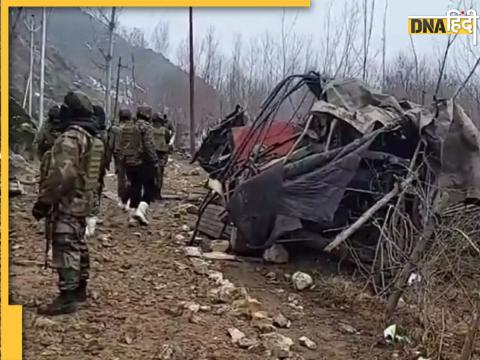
[119,0,478,62]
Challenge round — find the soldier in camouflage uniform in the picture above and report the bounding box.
[84,105,109,239]
[32,91,105,315]
[121,105,158,225]
[152,112,175,200]
[108,108,132,210]
[93,105,109,167]
[36,105,62,158]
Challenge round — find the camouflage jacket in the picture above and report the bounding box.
[155,120,175,144]
[137,119,158,164]
[107,123,123,158]
[37,125,105,218]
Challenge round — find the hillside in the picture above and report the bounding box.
[10,8,220,137]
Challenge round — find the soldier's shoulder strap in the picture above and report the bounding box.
[63,125,96,157]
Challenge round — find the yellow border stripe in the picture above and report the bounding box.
[1,2,310,359]
[9,0,310,6]
[2,2,24,359]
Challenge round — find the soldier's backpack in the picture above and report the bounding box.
[120,121,143,166]
[153,126,169,152]
[84,136,105,193]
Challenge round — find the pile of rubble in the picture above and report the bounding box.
[182,241,317,359]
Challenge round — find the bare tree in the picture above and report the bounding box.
[453,56,480,100]
[9,8,24,39]
[176,33,207,74]
[39,8,47,127]
[381,0,388,91]
[123,27,149,48]
[362,0,375,81]
[433,33,458,99]
[175,26,224,92]
[279,10,306,78]
[334,1,362,78]
[227,34,244,108]
[151,20,170,55]
[320,1,334,76]
[175,38,189,72]
[200,26,220,86]
[24,14,41,118]
[171,0,479,131]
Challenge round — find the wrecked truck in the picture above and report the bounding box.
[192,72,480,276]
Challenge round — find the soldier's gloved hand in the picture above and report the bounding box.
[32,201,50,221]
[168,144,174,153]
[85,216,98,239]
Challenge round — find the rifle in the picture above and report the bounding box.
[44,208,55,269]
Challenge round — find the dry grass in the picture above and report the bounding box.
[342,164,480,359]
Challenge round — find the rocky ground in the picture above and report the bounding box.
[10,155,418,360]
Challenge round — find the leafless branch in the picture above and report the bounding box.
[434,34,458,99]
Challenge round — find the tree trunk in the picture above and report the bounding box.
[28,17,35,118]
[39,8,47,127]
[189,7,196,157]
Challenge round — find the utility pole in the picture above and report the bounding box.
[105,7,116,124]
[131,54,137,106]
[25,14,40,118]
[188,7,195,157]
[39,8,47,127]
[113,56,128,124]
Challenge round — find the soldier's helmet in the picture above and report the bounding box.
[136,105,153,121]
[93,105,106,131]
[47,105,61,124]
[119,108,132,121]
[152,112,163,123]
[63,91,94,118]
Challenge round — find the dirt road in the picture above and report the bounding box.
[10,157,401,360]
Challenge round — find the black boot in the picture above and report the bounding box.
[37,290,78,316]
[75,280,87,302]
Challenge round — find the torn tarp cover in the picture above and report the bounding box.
[316,79,480,205]
[227,131,379,249]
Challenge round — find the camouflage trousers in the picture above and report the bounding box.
[50,214,89,291]
[155,152,169,198]
[114,154,129,204]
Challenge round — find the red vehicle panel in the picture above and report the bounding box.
[231,121,297,161]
